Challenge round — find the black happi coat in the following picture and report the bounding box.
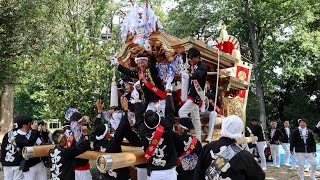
[48,140,90,180]
[135,95,178,173]
[117,56,165,104]
[280,127,291,143]
[251,123,265,142]
[1,129,21,167]
[174,131,202,180]
[15,129,42,172]
[194,137,265,180]
[188,60,208,105]
[94,110,143,180]
[114,91,135,112]
[290,128,316,153]
[268,128,283,144]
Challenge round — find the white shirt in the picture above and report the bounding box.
[271,129,276,138]
[285,128,290,137]
[298,127,307,143]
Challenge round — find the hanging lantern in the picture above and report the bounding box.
[110,67,118,107]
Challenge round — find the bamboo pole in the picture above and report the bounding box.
[22,145,144,159]
[96,150,145,173]
[237,136,258,144]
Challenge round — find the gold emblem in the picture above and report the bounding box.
[152,87,158,92]
[215,157,225,169]
[152,139,158,145]
[98,156,106,171]
[238,71,246,81]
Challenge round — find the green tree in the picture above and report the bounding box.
[14,0,122,120]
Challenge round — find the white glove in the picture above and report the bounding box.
[111,56,119,66]
[166,83,173,91]
[131,88,140,101]
[316,121,320,128]
[181,72,189,79]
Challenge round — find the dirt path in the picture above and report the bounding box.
[265,165,320,180]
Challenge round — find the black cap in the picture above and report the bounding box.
[298,118,308,124]
[95,124,109,140]
[144,110,161,129]
[121,76,133,83]
[179,118,193,130]
[70,112,83,122]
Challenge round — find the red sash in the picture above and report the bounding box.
[144,125,164,162]
[74,162,90,171]
[209,99,222,116]
[141,71,166,99]
[66,134,74,148]
[177,136,198,166]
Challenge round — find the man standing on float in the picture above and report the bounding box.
[112,54,167,113]
[180,48,208,141]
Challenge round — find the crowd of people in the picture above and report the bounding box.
[1,48,268,180]
[248,118,319,180]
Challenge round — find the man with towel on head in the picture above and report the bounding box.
[194,115,265,180]
[111,54,167,115]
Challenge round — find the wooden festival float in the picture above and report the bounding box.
[23,3,256,178]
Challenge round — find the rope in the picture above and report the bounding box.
[213,48,220,114]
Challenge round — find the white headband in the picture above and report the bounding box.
[78,117,84,123]
[179,124,189,130]
[95,124,109,140]
[135,57,148,63]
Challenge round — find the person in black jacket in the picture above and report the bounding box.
[1,122,23,180]
[179,48,208,141]
[94,98,144,180]
[280,120,291,166]
[49,129,90,180]
[194,115,265,180]
[268,121,283,168]
[134,81,178,179]
[68,112,92,180]
[15,116,47,180]
[250,118,267,171]
[290,119,317,180]
[111,54,166,113]
[174,118,202,180]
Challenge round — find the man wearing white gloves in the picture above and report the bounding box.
[111,55,167,114]
[179,48,207,141]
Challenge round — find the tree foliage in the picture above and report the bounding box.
[13,0,122,121]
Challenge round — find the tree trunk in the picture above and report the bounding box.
[244,0,267,129]
[0,85,14,141]
[253,69,267,129]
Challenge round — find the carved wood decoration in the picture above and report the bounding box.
[115,30,253,126]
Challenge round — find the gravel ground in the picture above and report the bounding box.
[265,164,320,180]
